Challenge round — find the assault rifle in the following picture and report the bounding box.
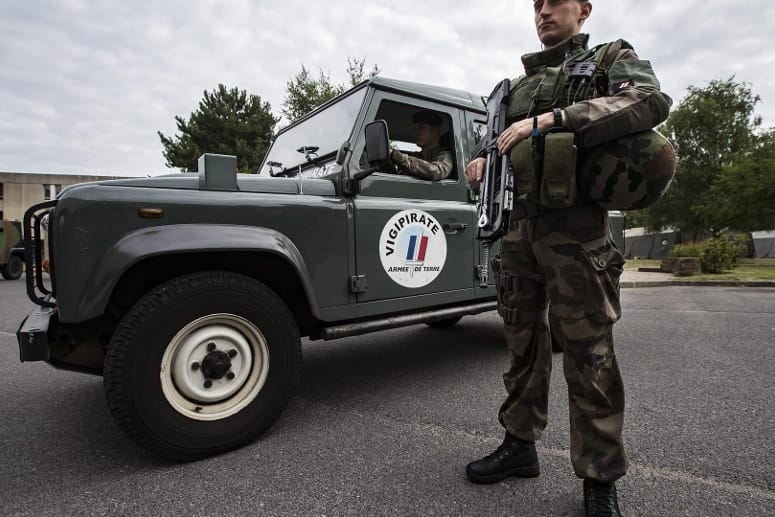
[475,78,513,287]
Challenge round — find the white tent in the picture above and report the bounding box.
[752,230,775,258]
[624,227,679,259]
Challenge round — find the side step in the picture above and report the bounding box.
[319,301,497,341]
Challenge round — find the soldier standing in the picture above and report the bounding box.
[390,109,454,181]
[464,1,674,516]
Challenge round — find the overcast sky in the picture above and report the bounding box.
[2,0,773,177]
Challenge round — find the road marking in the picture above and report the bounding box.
[628,463,775,502]
[629,308,775,316]
[533,445,775,502]
[315,405,775,503]
[0,330,15,338]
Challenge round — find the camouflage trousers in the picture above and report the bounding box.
[494,201,627,482]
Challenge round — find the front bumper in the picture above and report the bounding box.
[17,305,56,362]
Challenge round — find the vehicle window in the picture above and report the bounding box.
[359,100,457,180]
[259,87,367,178]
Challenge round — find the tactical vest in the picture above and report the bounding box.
[506,35,675,211]
[507,37,614,121]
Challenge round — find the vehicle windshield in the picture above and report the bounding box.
[259,86,367,177]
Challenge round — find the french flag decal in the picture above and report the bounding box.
[406,234,429,262]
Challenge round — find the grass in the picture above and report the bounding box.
[623,259,661,271]
[625,258,775,282]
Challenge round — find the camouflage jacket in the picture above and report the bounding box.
[513,33,671,147]
[390,146,453,181]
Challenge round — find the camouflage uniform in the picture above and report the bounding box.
[390,146,454,181]
[495,34,671,482]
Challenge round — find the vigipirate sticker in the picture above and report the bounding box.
[379,209,447,288]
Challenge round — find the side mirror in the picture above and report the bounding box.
[353,120,391,181]
[364,120,390,164]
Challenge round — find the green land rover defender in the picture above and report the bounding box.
[1,220,25,280]
[17,77,623,460]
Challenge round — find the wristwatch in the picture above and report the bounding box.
[552,108,563,129]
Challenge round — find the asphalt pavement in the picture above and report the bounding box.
[0,277,773,516]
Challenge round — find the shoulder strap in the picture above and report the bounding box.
[594,39,634,70]
[564,39,631,72]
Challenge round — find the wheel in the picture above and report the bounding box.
[104,271,301,461]
[425,316,462,329]
[1,255,23,280]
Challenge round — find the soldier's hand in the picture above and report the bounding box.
[465,157,486,190]
[498,112,555,154]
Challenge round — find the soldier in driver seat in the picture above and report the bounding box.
[390,109,454,181]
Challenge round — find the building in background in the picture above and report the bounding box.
[0,172,129,221]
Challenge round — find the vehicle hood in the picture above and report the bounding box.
[89,174,337,196]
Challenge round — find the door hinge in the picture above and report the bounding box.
[350,275,367,293]
[341,178,360,196]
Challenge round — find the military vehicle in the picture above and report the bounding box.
[1,220,25,280]
[17,77,623,460]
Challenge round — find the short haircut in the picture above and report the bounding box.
[412,109,443,127]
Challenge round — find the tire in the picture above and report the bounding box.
[104,271,301,461]
[425,316,462,329]
[1,255,23,280]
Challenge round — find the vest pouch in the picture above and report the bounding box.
[507,67,565,120]
[509,138,539,203]
[540,132,577,209]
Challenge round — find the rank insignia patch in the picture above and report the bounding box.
[613,80,633,93]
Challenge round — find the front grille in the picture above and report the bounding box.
[23,200,57,307]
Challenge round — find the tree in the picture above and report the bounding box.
[631,78,763,237]
[702,130,775,231]
[281,57,379,123]
[159,85,279,173]
[344,56,381,87]
[281,66,343,123]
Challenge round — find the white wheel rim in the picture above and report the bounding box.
[160,313,270,421]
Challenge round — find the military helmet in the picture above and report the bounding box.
[579,130,676,210]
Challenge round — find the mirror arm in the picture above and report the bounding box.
[352,166,379,181]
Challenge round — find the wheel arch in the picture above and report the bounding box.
[4,247,24,264]
[77,225,320,328]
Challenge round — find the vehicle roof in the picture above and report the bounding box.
[277,76,486,137]
[368,76,486,114]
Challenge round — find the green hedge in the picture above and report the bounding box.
[670,237,747,273]
[701,237,746,273]
[670,244,702,257]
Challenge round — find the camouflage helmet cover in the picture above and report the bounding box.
[580,129,676,210]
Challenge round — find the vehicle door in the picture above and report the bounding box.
[349,92,476,304]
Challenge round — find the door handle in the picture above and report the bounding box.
[443,222,469,234]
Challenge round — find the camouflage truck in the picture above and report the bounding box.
[1,220,25,280]
[17,77,623,460]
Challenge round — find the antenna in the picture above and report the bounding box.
[295,146,320,194]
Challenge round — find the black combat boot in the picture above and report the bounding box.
[465,432,540,484]
[583,480,623,517]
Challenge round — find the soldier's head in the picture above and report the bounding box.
[533,0,592,48]
[412,110,443,150]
